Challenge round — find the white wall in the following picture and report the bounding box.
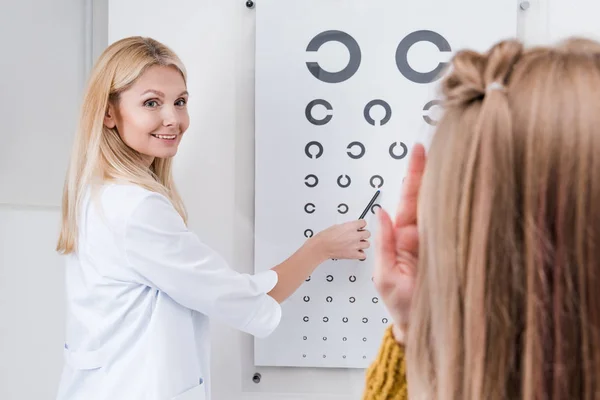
[0,0,85,207]
[0,207,65,399]
[0,1,99,399]
[2,0,600,398]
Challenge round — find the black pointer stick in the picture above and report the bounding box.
[358,190,380,220]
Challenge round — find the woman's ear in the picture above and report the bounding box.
[104,104,117,129]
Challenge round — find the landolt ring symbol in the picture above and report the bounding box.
[364,100,392,126]
[305,99,333,126]
[389,142,408,160]
[304,174,319,187]
[306,30,362,84]
[347,141,365,159]
[423,100,442,126]
[370,175,384,189]
[337,175,351,188]
[305,141,324,159]
[304,203,315,214]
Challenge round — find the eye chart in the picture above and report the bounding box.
[254,0,517,368]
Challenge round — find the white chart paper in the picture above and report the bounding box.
[254,0,517,368]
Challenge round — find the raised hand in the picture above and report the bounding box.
[373,143,426,342]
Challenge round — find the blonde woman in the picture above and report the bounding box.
[364,37,600,399]
[55,37,370,400]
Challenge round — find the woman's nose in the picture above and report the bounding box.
[162,106,179,127]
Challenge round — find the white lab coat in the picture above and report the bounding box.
[55,183,282,400]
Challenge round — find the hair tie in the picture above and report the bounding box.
[486,81,505,93]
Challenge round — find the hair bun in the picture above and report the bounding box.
[443,40,523,106]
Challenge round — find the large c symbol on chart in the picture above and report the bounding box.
[306,30,361,83]
[396,30,451,84]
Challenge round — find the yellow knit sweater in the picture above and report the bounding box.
[362,325,408,400]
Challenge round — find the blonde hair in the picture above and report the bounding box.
[56,36,188,254]
[408,38,600,399]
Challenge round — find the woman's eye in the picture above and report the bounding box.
[175,99,187,107]
[144,100,159,107]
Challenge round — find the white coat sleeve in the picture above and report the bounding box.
[123,192,281,338]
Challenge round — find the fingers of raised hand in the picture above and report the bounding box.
[375,208,396,265]
[395,144,426,227]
